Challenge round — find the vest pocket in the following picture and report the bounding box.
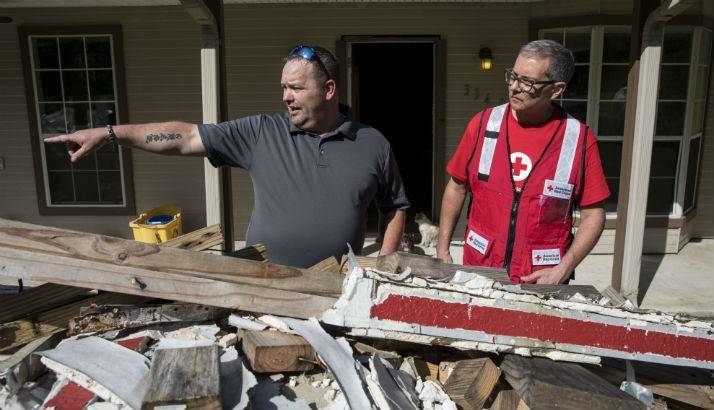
[472,185,507,234]
[526,194,572,239]
[463,224,494,266]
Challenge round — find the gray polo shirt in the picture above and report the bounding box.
[198,111,410,268]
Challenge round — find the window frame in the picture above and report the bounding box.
[18,25,135,216]
[538,24,712,220]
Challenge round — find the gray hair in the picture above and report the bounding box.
[518,40,575,83]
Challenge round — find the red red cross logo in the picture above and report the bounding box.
[547,185,554,191]
[512,156,528,177]
[510,152,532,182]
[468,233,475,243]
[535,255,542,261]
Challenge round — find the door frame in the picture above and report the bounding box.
[337,35,446,221]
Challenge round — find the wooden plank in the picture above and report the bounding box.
[491,389,530,410]
[68,303,230,335]
[585,358,714,409]
[441,358,501,410]
[518,284,604,302]
[500,355,646,410]
[0,283,91,323]
[229,243,268,262]
[0,218,339,318]
[309,255,342,273]
[353,341,402,369]
[0,292,148,351]
[600,286,628,307]
[341,255,378,273]
[404,356,439,382]
[142,345,221,409]
[0,218,341,297]
[161,224,223,251]
[241,330,315,373]
[376,252,510,283]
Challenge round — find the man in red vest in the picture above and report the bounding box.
[436,40,609,284]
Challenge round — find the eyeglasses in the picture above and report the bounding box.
[288,45,332,81]
[505,68,557,92]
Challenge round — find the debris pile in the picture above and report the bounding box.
[1,218,714,409]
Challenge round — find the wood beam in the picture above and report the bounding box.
[612,0,694,303]
[500,355,645,410]
[0,218,340,318]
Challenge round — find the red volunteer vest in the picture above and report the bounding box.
[463,104,587,283]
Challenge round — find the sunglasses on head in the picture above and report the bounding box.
[288,45,332,81]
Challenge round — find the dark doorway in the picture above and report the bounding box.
[350,41,435,234]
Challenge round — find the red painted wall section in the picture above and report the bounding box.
[42,381,96,410]
[370,294,714,363]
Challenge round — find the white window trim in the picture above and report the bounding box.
[541,25,712,220]
[28,33,128,208]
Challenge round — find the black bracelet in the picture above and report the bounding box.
[105,124,117,145]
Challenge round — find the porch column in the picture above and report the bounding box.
[181,0,233,252]
[612,0,693,303]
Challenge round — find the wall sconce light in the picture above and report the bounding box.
[479,47,493,70]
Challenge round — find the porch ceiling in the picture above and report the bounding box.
[0,0,542,7]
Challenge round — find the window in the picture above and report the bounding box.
[540,25,712,218]
[19,26,134,215]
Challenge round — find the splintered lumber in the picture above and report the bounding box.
[160,224,223,251]
[441,358,501,410]
[600,286,629,307]
[325,262,714,370]
[518,284,605,302]
[404,356,439,381]
[68,303,230,335]
[142,345,221,409]
[309,256,342,272]
[341,254,377,273]
[0,218,340,318]
[376,252,510,283]
[500,355,645,410]
[0,292,148,351]
[491,390,530,410]
[241,330,316,373]
[0,283,91,323]
[353,341,402,368]
[230,243,268,261]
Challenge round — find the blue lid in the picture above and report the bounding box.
[146,214,173,225]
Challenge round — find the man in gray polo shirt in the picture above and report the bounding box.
[45,45,409,268]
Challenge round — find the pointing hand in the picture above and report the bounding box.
[43,128,108,162]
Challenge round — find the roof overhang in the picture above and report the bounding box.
[0,0,542,7]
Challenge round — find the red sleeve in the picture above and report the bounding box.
[446,112,484,183]
[579,129,611,207]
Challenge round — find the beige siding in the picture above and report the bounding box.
[0,6,206,238]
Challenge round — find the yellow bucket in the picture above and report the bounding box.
[129,205,182,244]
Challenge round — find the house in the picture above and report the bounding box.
[0,0,711,295]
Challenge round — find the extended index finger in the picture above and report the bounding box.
[43,135,70,143]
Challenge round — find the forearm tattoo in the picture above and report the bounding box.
[145,133,182,144]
